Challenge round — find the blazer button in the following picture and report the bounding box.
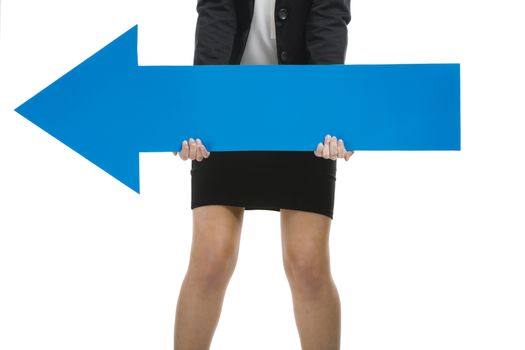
[280,50,288,62]
[277,8,288,20]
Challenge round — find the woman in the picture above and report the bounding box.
[173,0,353,349]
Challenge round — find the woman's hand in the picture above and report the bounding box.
[173,138,210,161]
[314,134,354,161]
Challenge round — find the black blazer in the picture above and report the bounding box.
[193,0,351,65]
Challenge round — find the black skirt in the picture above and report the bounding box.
[190,151,337,219]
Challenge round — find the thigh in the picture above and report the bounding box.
[190,205,245,270]
[280,208,333,271]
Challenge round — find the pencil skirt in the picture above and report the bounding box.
[190,151,337,219]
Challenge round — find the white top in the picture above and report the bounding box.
[240,0,278,65]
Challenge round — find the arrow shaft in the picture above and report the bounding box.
[135,64,460,151]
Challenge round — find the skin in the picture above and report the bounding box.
[173,134,354,350]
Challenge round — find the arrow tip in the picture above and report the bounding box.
[13,24,144,195]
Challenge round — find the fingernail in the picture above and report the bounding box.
[196,138,201,143]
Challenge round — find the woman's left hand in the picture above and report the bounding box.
[314,134,354,161]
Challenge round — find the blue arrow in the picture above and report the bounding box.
[14,24,460,193]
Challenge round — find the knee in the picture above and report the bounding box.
[187,243,238,291]
[283,251,331,296]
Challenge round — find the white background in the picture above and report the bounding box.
[1,0,524,349]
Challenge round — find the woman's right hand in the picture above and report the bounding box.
[173,138,210,161]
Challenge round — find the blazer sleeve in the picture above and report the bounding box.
[305,0,351,64]
[193,0,237,65]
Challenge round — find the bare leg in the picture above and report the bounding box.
[174,205,245,350]
[280,209,341,350]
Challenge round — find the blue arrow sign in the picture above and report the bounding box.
[14,24,460,193]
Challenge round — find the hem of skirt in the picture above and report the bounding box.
[191,200,333,219]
